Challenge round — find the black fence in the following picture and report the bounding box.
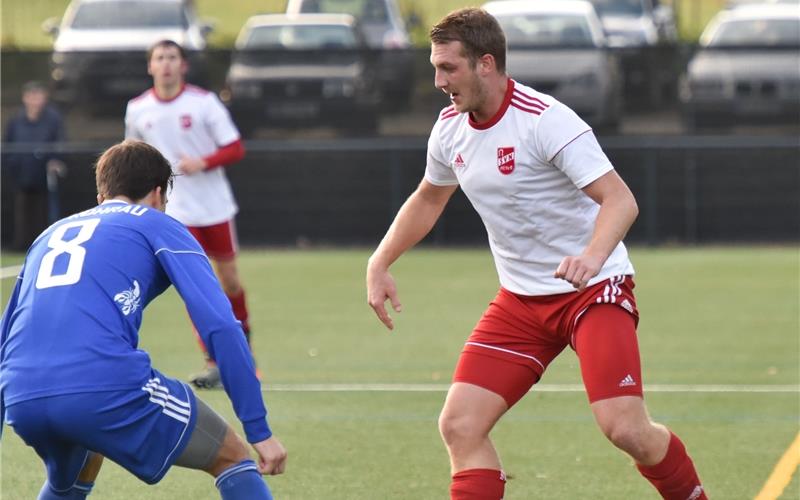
[2,135,798,248]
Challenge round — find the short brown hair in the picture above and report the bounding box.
[95,140,173,201]
[147,39,187,62]
[430,8,506,73]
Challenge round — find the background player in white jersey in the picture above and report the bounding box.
[125,40,254,389]
[1,140,286,500]
[366,8,706,500]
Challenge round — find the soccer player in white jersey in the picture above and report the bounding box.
[125,40,254,388]
[366,8,706,500]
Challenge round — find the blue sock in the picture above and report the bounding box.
[215,460,272,500]
[38,480,94,499]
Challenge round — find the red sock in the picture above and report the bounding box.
[450,468,505,500]
[637,432,706,500]
[227,290,251,342]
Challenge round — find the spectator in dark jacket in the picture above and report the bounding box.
[4,81,66,251]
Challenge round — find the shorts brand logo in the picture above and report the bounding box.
[619,374,636,387]
[497,147,515,175]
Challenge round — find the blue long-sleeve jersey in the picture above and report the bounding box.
[0,200,270,443]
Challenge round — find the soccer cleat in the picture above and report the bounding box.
[189,365,221,389]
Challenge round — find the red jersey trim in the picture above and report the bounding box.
[511,102,543,115]
[548,129,592,162]
[512,89,549,110]
[468,78,514,130]
[153,84,187,103]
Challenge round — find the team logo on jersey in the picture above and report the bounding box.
[497,147,515,175]
[180,114,192,129]
[114,280,141,316]
[453,153,466,168]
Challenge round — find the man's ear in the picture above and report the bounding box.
[97,193,105,205]
[478,53,495,76]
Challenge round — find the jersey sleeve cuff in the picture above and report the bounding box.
[242,418,272,444]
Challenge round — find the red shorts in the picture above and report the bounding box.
[453,276,643,407]
[187,220,239,261]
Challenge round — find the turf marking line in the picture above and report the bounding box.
[262,383,800,393]
[0,265,22,280]
[754,430,800,500]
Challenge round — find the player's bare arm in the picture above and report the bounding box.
[555,170,638,290]
[367,180,457,329]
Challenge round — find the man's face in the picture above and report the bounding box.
[22,89,48,117]
[430,41,485,114]
[148,45,187,87]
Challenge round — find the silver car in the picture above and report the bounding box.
[484,0,623,130]
[680,4,800,129]
[43,0,213,106]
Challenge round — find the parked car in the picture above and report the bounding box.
[222,13,382,136]
[285,0,415,110]
[679,4,800,129]
[483,0,623,130]
[42,0,213,110]
[578,0,678,106]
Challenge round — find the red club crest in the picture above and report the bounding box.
[497,147,515,175]
[180,114,192,129]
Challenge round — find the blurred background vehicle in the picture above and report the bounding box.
[484,0,623,131]
[580,0,679,107]
[221,13,382,137]
[42,0,214,112]
[285,0,415,111]
[679,3,800,130]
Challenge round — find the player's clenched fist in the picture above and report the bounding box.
[253,437,287,475]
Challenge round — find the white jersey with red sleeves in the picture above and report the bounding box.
[125,85,240,227]
[425,79,634,296]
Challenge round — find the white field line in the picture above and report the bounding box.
[263,383,800,393]
[0,265,22,280]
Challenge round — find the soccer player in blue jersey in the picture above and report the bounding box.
[0,140,287,499]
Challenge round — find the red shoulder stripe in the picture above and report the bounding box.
[441,111,459,120]
[511,102,543,115]
[439,105,455,117]
[512,95,546,112]
[513,90,549,109]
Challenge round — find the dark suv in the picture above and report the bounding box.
[222,13,382,136]
[285,0,415,110]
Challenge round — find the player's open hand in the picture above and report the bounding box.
[252,436,287,475]
[554,254,605,291]
[366,264,402,330]
[177,156,207,175]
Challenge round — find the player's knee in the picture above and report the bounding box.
[208,431,250,477]
[438,411,483,447]
[598,418,654,461]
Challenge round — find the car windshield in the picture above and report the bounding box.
[243,24,357,49]
[299,0,388,23]
[589,0,644,17]
[70,1,188,29]
[708,18,800,47]
[496,14,596,47]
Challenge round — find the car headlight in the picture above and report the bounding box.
[231,82,261,99]
[323,80,355,98]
